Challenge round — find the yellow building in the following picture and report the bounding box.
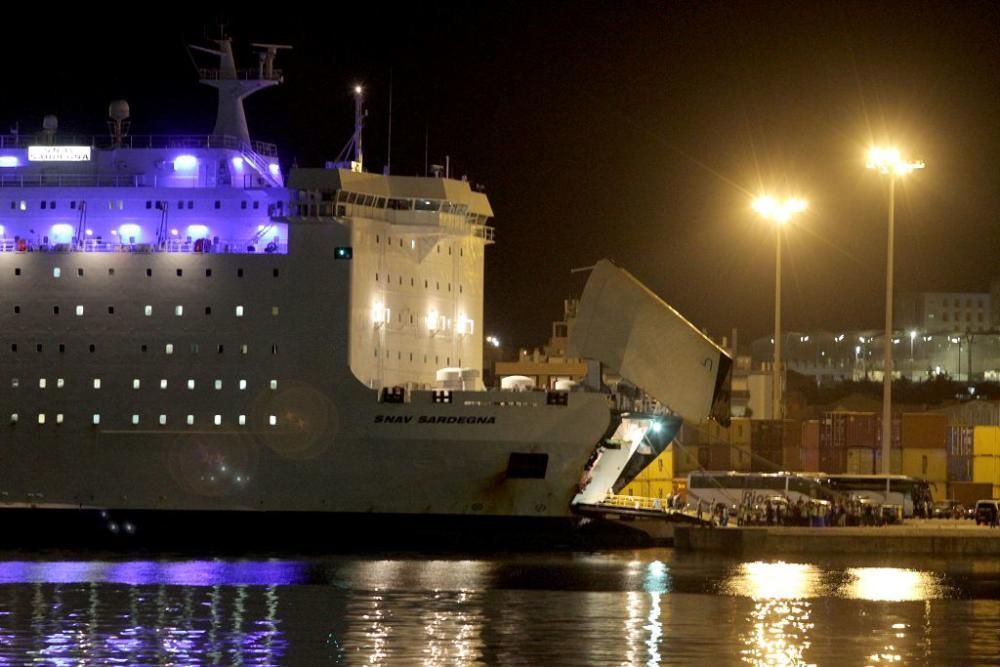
[901,448,948,500]
[972,426,1000,498]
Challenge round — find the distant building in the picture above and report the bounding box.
[895,291,992,333]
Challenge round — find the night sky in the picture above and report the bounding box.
[8,3,1000,347]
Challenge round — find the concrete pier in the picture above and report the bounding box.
[674,521,1000,556]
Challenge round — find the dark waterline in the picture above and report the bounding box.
[0,549,998,665]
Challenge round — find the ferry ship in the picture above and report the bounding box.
[0,36,730,547]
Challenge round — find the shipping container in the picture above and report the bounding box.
[847,447,876,474]
[801,448,819,472]
[901,413,948,449]
[949,481,993,508]
[819,448,846,474]
[822,412,882,449]
[729,418,752,446]
[751,420,785,449]
[781,420,801,449]
[708,443,730,470]
[901,448,947,483]
[948,453,972,482]
[801,420,820,450]
[947,426,974,458]
[730,444,752,472]
[972,455,1000,487]
[750,448,783,473]
[782,445,802,471]
[973,426,1000,457]
[672,443,703,476]
[872,448,903,475]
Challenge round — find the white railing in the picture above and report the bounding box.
[0,238,287,255]
[0,134,278,156]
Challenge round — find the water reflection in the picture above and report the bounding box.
[841,567,945,602]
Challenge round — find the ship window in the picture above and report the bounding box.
[38,413,45,424]
[237,268,244,277]
[39,378,46,389]
[241,200,247,209]
[77,268,84,276]
[271,344,278,355]
[187,201,193,209]
[146,200,152,209]
[176,268,183,277]
[214,380,223,390]
[93,379,101,389]
[10,413,17,423]
[165,344,174,354]
[118,200,124,210]
[19,201,25,211]
[271,306,279,316]
[56,413,64,424]
[235,305,244,317]
[273,268,279,277]
[187,379,195,390]
[177,201,183,210]
[238,415,246,426]
[10,344,16,352]
[14,268,20,276]
[375,273,379,282]
[269,415,277,426]
[214,415,222,426]
[217,344,224,354]
[253,201,260,210]
[415,199,439,212]
[146,268,152,277]
[269,380,278,390]
[363,195,375,206]
[190,343,199,353]
[175,305,183,316]
[107,306,114,314]
[36,343,42,352]
[92,414,100,425]
[159,414,167,425]
[214,200,221,209]
[59,344,65,353]
[108,268,115,276]
[41,201,46,210]
[141,344,148,353]
[376,197,386,208]
[131,414,140,425]
[186,414,194,425]
[133,379,141,389]
[12,304,19,313]
[239,380,247,390]
[376,235,379,244]
[206,268,212,277]
[160,379,167,389]
[144,305,152,316]
[241,344,248,355]
[10,378,17,388]
[347,192,358,204]
[459,285,463,294]
[56,378,64,388]
[53,306,60,315]
[53,267,61,278]
[205,306,212,315]
[75,305,84,316]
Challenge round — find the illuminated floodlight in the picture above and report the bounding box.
[866,146,924,175]
[50,223,74,243]
[119,223,141,240]
[173,155,198,171]
[752,196,808,224]
[231,156,244,169]
[186,224,209,238]
[0,156,19,168]
[268,163,281,176]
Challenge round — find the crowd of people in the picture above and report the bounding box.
[696,496,900,528]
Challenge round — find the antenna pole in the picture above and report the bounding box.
[386,68,393,175]
[353,86,364,171]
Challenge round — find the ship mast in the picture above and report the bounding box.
[190,35,290,144]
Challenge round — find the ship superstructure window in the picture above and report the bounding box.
[217,345,224,354]
[77,268,84,276]
[269,380,278,390]
[175,306,183,316]
[214,415,222,426]
[176,269,183,277]
[75,305,84,316]
[160,379,168,389]
[36,344,43,352]
[205,307,212,315]
[14,268,21,276]
[187,379,195,390]
[131,414,140,425]
[186,415,194,425]
[144,305,152,316]
[59,344,65,353]
[56,378,64,388]
[10,378,18,388]
[159,415,167,425]
[269,415,277,426]
[53,267,61,278]
[108,268,115,276]
[38,414,45,424]
[108,306,115,314]
[235,306,244,317]
[273,268,279,277]
[53,306,60,315]
[237,268,244,277]
[92,414,100,425]
[239,379,247,391]
[272,306,279,316]
[13,306,19,314]
[165,344,174,355]
[56,414,64,424]
[206,268,212,277]
[239,415,246,426]
[133,379,141,389]
[146,269,152,277]
[214,380,223,390]
[38,378,46,389]
[241,345,248,355]
[89,344,95,353]
[93,379,101,389]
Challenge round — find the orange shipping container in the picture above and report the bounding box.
[901,413,947,449]
[801,420,820,450]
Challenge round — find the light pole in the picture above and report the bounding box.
[867,147,924,474]
[752,196,808,421]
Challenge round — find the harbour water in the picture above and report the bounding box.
[0,548,998,665]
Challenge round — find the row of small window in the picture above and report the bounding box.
[8,303,273,317]
[8,200,263,211]
[374,234,465,257]
[939,312,984,323]
[375,349,460,367]
[935,298,985,308]
[15,378,278,391]
[6,342,278,355]
[22,266,280,278]
[13,413,279,426]
[374,273,463,293]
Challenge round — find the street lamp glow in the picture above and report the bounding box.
[866,147,925,175]
[752,196,808,224]
[752,194,808,420]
